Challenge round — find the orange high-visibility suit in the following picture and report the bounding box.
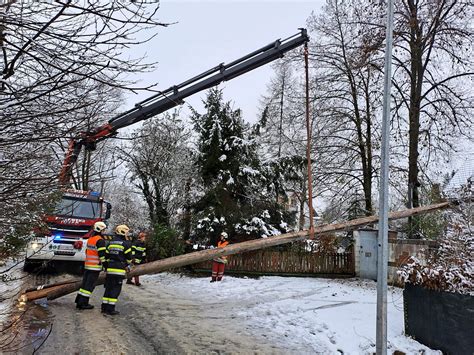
[75,233,107,309]
[211,239,229,282]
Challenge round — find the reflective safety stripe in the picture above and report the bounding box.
[78,288,92,297]
[107,268,126,275]
[86,255,100,260]
[85,263,100,268]
[97,247,106,252]
[87,245,97,250]
[108,244,124,250]
[102,297,118,305]
[134,247,146,251]
[85,263,101,267]
[85,259,100,264]
[135,259,142,263]
[84,264,102,270]
[124,248,132,254]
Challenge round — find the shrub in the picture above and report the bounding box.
[146,224,184,261]
[399,202,473,295]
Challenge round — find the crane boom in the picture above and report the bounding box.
[59,29,309,185]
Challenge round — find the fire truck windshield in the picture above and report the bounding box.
[55,197,101,219]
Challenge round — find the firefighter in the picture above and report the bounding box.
[210,232,229,282]
[126,231,147,286]
[75,221,107,310]
[101,224,133,315]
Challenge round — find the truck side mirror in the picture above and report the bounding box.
[105,203,112,220]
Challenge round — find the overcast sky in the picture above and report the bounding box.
[123,0,325,124]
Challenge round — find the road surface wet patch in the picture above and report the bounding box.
[17,299,54,354]
[0,297,54,354]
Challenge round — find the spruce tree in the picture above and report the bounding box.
[192,88,294,244]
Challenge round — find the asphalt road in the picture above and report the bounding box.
[17,277,287,354]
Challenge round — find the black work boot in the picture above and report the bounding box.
[77,303,94,310]
[101,303,107,313]
[75,294,87,308]
[106,305,120,316]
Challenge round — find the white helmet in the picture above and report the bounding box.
[93,221,107,233]
[220,232,228,239]
[115,224,130,236]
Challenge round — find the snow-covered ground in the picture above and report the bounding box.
[0,259,25,323]
[2,271,441,354]
[0,258,27,352]
[142,273,439,354]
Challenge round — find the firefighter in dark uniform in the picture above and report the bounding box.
[126,231,147,286]
[101,224,132,315]
[75,221,107,309]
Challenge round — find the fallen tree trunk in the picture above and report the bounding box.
[23,279,80,293]
[22,202,450,302]
[23,279,79,293]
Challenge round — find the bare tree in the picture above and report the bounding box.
[104,182,150,232]
[257,60,310,229]
[0,1,168,256]
[120,112,194,228]
[389,0,473,236]
[56,84,123,191]
[307,0,385,217]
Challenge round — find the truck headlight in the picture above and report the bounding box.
[31,242,44,250]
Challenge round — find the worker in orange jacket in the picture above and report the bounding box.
[211,232,229,282]
[75,221,107,310]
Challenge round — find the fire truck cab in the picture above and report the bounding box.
[24,190,111,271]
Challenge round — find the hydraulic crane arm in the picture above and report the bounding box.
[59,29,309,185]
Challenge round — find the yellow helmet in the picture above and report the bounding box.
[115,224,130,236]
[94,221,107,233]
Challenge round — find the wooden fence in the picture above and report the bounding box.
[193,249,354,276]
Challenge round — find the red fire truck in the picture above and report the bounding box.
[24,190,111,270]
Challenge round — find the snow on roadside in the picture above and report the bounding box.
[0,259,25,326]
[142,273,441,354]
